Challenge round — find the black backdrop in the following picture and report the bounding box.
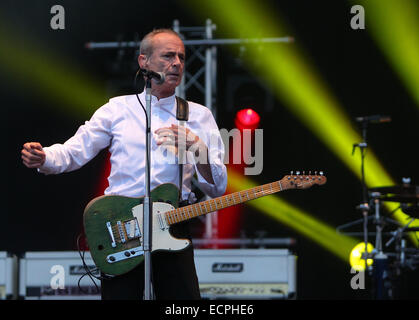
[4,0,419,299]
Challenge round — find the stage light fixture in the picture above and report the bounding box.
[349,242,374,271]
[234,108,261,131]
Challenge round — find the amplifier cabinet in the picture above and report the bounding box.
[17,249,296,300]
[194,249,296,299]
[19,251,101,300]
[0,252,18,299]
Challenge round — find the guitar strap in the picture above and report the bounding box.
[175,96,189,206]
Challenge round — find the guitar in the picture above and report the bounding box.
[83,172,326,275]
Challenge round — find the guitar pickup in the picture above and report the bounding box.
[123,218,141,240]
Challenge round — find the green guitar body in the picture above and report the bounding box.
[83,183,179,276]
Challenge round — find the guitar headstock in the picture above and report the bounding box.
[280,171,327,190]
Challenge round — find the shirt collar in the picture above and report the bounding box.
[138,90,177,115]
[139,90,175,104]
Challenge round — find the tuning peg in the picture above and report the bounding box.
[290,171,293,175]
[319,171,324,176]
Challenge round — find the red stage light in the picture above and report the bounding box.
[234,108,260,130]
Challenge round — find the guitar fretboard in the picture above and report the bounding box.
[164,180,284,225]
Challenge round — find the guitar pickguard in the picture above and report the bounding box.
[132,203,191,252]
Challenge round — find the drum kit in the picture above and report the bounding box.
[366,183,419,299]
[337,116,419,299]
[368,182,419,260]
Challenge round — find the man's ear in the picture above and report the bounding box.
[138,54,148,69]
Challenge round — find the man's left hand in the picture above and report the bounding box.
[155,124,202,155]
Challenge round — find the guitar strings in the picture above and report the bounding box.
[164,176,319,224]
[165,181,284,225]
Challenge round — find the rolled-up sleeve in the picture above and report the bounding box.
[38,103,113,175]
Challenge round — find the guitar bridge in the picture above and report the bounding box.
[106,218,141,248]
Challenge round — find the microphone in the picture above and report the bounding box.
[355,115,391,123]
[139,68,165,84]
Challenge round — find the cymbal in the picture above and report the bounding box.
[369,185,419,195]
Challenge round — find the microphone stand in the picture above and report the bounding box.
[353,119,390,299]
[143,76,153,300]
[353,120,371,270]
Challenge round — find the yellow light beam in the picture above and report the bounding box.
[358,0,419,109]
[184,0,419,246]
[228,169,359,262]
[0,17,106,119]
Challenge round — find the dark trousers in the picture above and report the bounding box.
[100,222,201,300]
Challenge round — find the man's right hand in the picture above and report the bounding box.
[21,142,46,168]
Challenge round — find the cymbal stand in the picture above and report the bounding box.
[352,119,392,298]
[370,192,391,299]
[371,192,385,254]
[385,217,415,248]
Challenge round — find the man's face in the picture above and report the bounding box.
[138,33,185,95]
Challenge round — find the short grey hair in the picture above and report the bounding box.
[139,28,182,57]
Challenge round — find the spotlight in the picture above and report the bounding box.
[350,242,374,271]
[234,108,260,130]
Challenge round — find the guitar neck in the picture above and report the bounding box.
[164,180,284,226]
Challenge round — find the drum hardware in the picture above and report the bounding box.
[338,116,419,299]
[385,218,416,248]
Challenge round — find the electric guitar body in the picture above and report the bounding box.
[83,183,182,276]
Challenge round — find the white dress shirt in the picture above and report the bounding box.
[38,91,227,201]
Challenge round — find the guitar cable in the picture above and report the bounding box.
[76,233,108,295]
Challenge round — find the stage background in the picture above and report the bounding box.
[3,0,419,299]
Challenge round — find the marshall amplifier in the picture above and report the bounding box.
[19,251,101,300]
[0,252,18,299]
[194,249,297,299]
